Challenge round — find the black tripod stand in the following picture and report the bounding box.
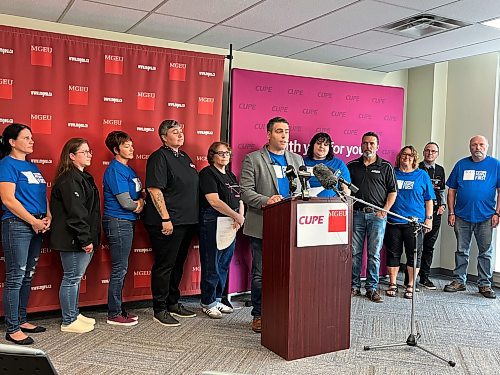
[362,218,455,367]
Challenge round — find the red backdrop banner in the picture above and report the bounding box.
[0,26,225,314]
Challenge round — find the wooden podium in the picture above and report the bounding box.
[261,197,352,360]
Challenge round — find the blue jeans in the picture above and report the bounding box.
[453,216,494,287]
[351,212,387,291]
[59,251,93,325]
[199,207,236,308]
[103,216,135,318]
[2,218,43,334]
[248,237,262,317]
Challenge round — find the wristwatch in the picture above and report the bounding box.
[425,215,433,220]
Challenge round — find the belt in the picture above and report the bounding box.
[355,207,375,213]
[31,213,46,219]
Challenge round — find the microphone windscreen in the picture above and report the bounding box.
[285,165,297,178]
[312,164,337,189]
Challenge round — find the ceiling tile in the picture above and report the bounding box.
[380,24,500,58]
[223,0,357,34]
[242,35,322,57]
[0,0,69,22]
[430,0,500,23]
[61,0,147,32]
[283,0,419,43]
[156,0,261,23]
[335,52,407,69]
[289,44,366,64]
[130,13,214,42]
[376,0,457,11]
[89,0,164,12]
[423,39,500,63]
[188,25,270,50]
[373,58,435,72]
[335,30,413,50]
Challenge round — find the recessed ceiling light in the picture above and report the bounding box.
[483,17,500,29]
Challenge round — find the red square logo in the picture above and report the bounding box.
[328,209,347,232]
[169,63,186,81]
[68,86,89,105]
[0,80,13,99]
[133,272,151,288]
[102,119,122,136]
[198,97,214,115]
[31,46,52,67]
[104,55,124,75]
[30,115,52,134]
[137,93,155,111]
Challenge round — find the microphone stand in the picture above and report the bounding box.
[335,189,456,367]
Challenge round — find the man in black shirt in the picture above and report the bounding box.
[347,132,397,302]
[143,119,199,327]
[417,142,446,289]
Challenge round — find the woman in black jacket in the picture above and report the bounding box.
[50,138,100,334]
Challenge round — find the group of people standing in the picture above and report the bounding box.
[1,117,498,344]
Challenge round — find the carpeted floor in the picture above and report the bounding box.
[4,277,500,375]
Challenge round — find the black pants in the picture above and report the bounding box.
[145,224,197,314]
[418,213,442,280]
[385,223,423,269]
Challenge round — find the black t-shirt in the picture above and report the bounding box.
[143,146,199,226]
[199,165,240,211]
[347,155,397,210]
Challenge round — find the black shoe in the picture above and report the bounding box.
[153,311,180,327]
[168,303,196,318]
[420,279,437,290]
[5,333,34,345]
[20,325,47,333]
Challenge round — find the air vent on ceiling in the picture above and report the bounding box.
[379,14,469,38]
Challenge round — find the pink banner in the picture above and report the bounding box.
[229,68,404,293]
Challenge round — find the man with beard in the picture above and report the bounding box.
[347,132,397,302]
[444,135,500,299]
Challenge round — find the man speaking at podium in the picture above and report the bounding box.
[240,117,303,333]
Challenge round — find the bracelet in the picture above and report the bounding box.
[161,218,171,223]
[448,213,455,216]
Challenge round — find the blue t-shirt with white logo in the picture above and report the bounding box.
[304,157,351,197]
[103,159,142,220]
[268,151,290,198]
[390,168,435,224]
[446,156,500,223]
[0,156,47,220]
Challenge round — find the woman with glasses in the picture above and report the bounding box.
[103,131,143,326]
[384,146,435,299]
[304,132,350,197]
[0,123,50,345]
[198,142,244,319]
[50,138,100,333]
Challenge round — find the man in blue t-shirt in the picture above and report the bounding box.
[444,135,500,299]
[240,117,304,333]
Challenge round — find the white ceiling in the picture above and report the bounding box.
[2,0,500,72]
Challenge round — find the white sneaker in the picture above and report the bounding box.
[61,319,94,333]
[77,314,96,325]
[202,306,223,319]
[216,302,233,314]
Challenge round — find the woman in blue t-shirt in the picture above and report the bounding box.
[384,146,435,299]
[304,132,351,197]
[103,131,144,326]
[0,123,50,345]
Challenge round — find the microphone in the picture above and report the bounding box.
[312,164,338,190]
[330,168,359,194]
[285,165,297,194]
[298,166,311,200]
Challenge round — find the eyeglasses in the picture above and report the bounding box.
[424,149,438,154]
[401,153,413,158]
[75,150,93,156]
[215,151,231,157]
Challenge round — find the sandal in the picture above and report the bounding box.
[404,285,413,299]
[386,283,398,297]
